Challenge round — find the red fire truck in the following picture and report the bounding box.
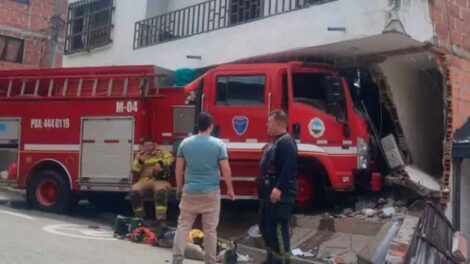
[0,62,379,212]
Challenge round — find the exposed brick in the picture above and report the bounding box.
[0,0,66,69]
[457,0,468,9]
[434,0,448,10]
[430,0,470,54]
[450,3,463,19]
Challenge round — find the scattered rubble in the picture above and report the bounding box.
[381,134,443,200]
[331,196,408,222]
[382,207,395,217]
[292,248,314,257]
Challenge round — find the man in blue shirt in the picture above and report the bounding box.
[172,112,235,264]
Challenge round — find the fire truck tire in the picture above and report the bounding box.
[28,170,72,213]
[294,164,327,212]
[295,173,316,211]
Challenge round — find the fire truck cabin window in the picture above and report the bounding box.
[292,72,345,118]
[216,75,265,106]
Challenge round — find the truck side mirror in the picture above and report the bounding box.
[292,123,301,140]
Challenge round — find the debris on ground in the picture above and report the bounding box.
[112,215,244,263]
[292,248,314,257]
[331,195,408,222]
[382,207,395,217]
[236,253,252,262]
[236,195,444,264]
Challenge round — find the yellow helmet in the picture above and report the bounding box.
[188,229,204,243]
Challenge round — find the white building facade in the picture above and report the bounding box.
[63,0,435,71]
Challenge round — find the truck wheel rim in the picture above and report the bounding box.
[296,175,313,207]
[36,179,58,207]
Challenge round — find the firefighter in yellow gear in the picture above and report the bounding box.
[129,137,174,221]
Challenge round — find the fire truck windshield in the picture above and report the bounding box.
[293,73,328,110]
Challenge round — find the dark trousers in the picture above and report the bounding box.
[258,199,293,264]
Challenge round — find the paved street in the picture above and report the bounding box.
[0,189,202,264]
[0,187,323,264]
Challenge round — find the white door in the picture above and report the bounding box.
[0,119,20,181]
[80,118,133,183]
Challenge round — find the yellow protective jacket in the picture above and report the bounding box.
[131,149,174,181]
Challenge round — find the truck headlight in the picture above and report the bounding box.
[357,137,368,169]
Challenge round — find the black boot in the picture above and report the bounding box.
[129,191,145,218]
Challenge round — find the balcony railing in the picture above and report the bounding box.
[134,0,332,49]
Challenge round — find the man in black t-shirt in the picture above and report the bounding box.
[258,109,298,264]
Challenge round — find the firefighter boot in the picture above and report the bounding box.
[129,190,145,218]
[154,189,168,221]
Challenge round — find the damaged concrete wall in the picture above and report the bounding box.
[378,58,444,176]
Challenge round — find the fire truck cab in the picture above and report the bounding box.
[186,62,373,207]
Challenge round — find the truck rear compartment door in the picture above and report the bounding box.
[80,117,133,184]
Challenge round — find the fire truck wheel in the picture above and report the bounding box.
[295,174,315,210]
[28,170,72,213]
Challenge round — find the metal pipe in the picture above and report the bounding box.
[453,158,462,229]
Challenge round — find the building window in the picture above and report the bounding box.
[0,36,24,64]
[216,75,265,106]
[65,0,113,54]
[229,0,262,25]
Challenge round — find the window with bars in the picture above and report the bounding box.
[0,36,24,64]
[65,0,113,54]
[229,0,261,25]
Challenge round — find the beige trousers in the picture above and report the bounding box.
[172,191,221,264]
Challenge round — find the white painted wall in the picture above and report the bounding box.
[379,58,444,176]
[394,0,434,42]
[146,0,169,18]
[64,0,434,70]
[167,0,207,12]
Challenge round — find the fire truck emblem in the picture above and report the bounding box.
[309,118,325,138]
[232,116,249,136]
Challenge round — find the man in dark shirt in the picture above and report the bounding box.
[258,109,298,264]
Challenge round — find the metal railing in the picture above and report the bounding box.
[134,0,332,49]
